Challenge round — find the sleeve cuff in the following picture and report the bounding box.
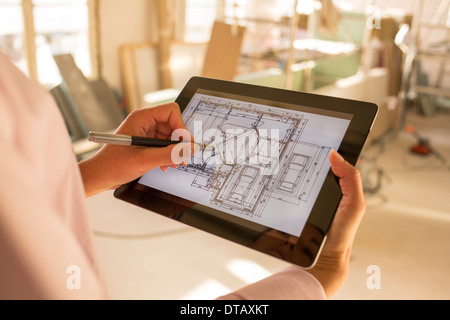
[217,265,326,300]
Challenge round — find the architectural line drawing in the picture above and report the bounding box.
[177,93,332,220]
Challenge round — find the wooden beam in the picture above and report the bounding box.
[21,0,38,81]
[285,0,299,90]
[156,0,173,89]
[87,0,101,79]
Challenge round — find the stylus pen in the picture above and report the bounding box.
[88,131,209,150]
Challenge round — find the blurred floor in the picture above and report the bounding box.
[87,110,450,300]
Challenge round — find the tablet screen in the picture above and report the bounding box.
[137,89,352,238]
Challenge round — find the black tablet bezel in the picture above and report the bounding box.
[114,76,378,268]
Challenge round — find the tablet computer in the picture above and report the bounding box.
[114,76,378,268]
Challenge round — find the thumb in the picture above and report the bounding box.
[329,150,364,199]
[326,150,366,250]
[170,142,201,165]
[141,143,200,169]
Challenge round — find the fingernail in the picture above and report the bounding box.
[332,150,345,162]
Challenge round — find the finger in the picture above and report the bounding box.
[153,129,192,142]
[141,142,199,169]
[169,127,195,143]
[155,123,183,138]
[329,150,364,199]
[143,144,180,168]
[115,103,186,138]
[142,103,185,131]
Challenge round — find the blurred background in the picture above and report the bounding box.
[1,0,449,300]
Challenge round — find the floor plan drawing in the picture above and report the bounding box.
[139,91,351,236]
[177,93,332,219]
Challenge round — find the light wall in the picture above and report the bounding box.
[98,0,157,92]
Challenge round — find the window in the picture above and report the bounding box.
[222,0,304,56]
[181,0,316,48]
[182,0,302,48]
[184,0,218,43]
[0,0,27,72]
[33,0,90,85]
[0,0,91,85]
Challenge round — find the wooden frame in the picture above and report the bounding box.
[120,42,159,112]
